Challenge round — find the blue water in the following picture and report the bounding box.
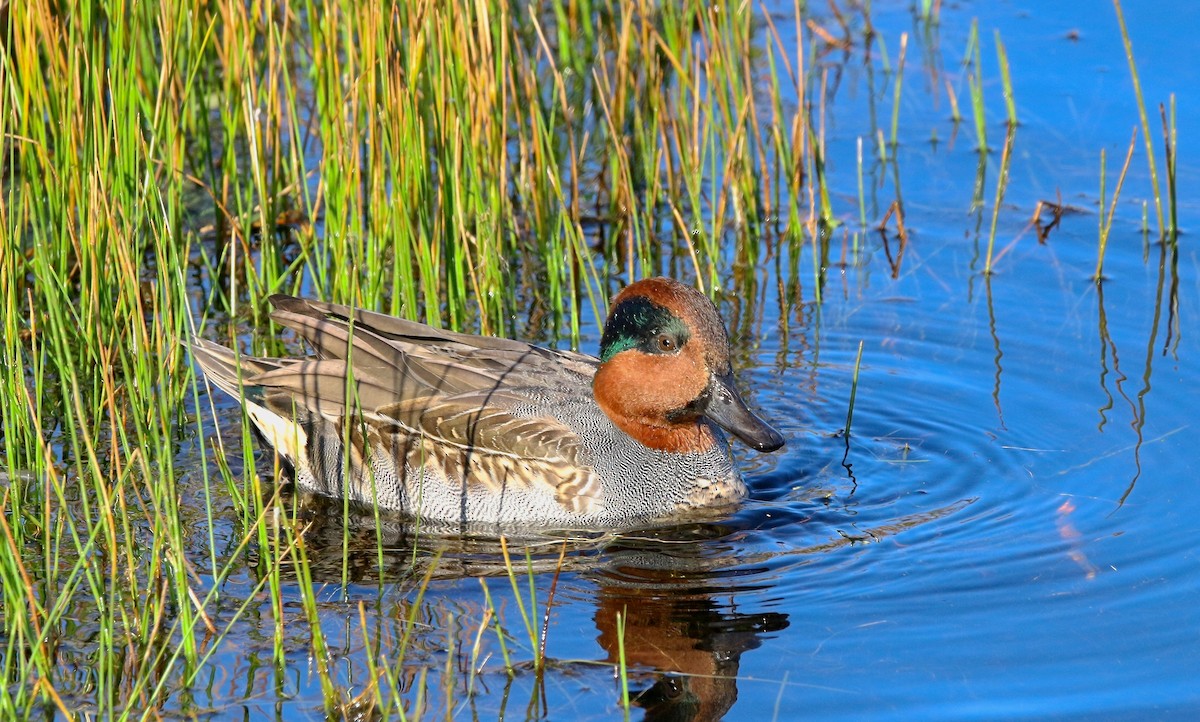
[179,1,1200,719]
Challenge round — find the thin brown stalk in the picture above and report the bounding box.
[877,201,909,278]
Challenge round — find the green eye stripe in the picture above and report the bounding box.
[599,296,690,362]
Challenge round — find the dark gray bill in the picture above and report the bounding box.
[702,372,785,452]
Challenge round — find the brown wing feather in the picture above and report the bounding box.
[251,360,423,415]
[368,394,604,515]
[198,300,606,517]
[268,295,599,393]
[269,307,508,396]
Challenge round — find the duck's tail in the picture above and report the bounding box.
[190,338,282,402]
[191,338,308,471]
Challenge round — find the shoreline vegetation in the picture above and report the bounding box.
[6,2,828,715]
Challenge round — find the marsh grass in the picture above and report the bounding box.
[888,33,908,150]
[843,340,866,438]
[965,20,987,153]
[1112,0,1174,241]
[983,125,1017,275]
[1160,96,1178,241]
[1096,128,1140,281]
[616,609,632,720]
[995,31,1017,128]
[0,0,1052,717]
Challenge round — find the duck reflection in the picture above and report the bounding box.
[593,544,789,722]
[271,488,789,721]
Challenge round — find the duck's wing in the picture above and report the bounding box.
[192,303,606,516]
[236,369,605,516]
[268,295,598,395]
[192,338,415,416]
[192,338,407,469]
[361,391,604,514]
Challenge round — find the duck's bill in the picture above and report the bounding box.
[703,372,786,452]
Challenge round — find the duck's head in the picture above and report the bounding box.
[592,277,785,455]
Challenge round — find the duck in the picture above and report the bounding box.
[192,277,784,529]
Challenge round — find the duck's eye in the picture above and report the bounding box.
[656,334,676,352]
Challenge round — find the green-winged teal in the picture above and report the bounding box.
[193,277,784,528]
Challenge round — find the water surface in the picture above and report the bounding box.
[181,1,1200,719]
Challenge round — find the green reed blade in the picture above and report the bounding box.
[1113,0,1165,238]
